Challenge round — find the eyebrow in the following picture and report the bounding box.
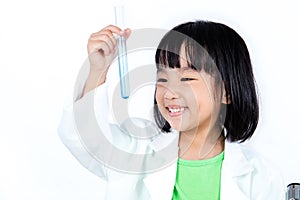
[157,67,193,73]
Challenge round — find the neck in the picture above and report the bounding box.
[178,126,225,160]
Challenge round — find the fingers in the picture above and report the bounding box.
[89,32,116,55]
[123,28,131,39]
[87,25,131,55]
[102,25,131,38]
[88,32,114,55]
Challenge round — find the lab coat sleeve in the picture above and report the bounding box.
[57,78,110,179]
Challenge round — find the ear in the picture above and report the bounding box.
[221,83,231,104]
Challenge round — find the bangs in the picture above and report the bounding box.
[155,44,195,70]
[155,37,197,70]
[155,30,218,78]
[155,29,190,69]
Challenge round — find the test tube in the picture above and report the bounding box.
[115,5,130,99]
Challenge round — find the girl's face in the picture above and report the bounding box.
[155,56,224,134]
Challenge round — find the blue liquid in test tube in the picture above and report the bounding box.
[115,6,130,99]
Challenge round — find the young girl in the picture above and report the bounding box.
[58,21,285,199]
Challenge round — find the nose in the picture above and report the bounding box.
[164,87,179,100]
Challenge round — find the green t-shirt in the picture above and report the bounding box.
[172,151,224,200]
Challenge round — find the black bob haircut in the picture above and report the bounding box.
[153,20,259,143]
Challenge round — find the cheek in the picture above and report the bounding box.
[189,85,214,113]
[155,87,164,104]
[155,87,167,116]
[185,85,202,106]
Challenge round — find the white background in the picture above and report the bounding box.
[0,0,299,199]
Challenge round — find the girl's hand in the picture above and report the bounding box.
[87,25,131,74]
[83,25,131,96]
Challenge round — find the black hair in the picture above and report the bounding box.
[153,20,259,143]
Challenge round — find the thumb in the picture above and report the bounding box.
[123,28,131,39]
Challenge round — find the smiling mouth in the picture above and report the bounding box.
[166,106,186,116]
[168,107,185,113]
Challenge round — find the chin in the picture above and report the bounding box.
[169,123,189,132]
[174,124,199,134]
[165,116,196,132]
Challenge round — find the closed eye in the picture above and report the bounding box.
[181,78,196,81]
[157,78,167,82]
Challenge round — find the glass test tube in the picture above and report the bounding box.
[115,5,130,99]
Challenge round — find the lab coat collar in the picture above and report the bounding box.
[144,135,254,200]
[143,162,178,200]
[221,141,254,199]
[144,130,179,200]
[223,141,254,177]
[149,132,254,177]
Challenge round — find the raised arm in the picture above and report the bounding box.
[58,25,131,178]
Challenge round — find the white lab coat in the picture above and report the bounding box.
[58,80,285,200]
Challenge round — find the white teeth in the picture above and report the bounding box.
[169,107,184,113]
